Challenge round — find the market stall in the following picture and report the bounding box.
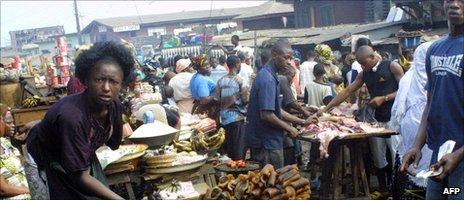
[297,104,397,199]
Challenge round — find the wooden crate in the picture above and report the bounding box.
[11,106,50,128]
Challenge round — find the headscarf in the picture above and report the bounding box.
[190,54,208,70]
[175,59,192,73]
[314,44,335,65]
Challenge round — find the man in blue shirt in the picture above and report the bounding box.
[245,40,316,168]
[401,1,464,199]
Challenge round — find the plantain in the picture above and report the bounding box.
[210,131,226,149]
[198,135,209,150]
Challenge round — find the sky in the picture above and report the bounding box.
[0,0,266,47]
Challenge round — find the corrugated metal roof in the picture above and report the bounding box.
[372,28,449,45]
[234,1,294,19]
[82,1,293,32]
[212,21,405,46]
[94,7,244,28]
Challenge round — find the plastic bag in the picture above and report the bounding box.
[353,105,377,123]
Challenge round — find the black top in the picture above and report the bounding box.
[27,90,123,199]
[363,60,398,122]
[278,75,296,109]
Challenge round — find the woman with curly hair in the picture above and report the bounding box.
[189,54,217,117]
[25,41,135,199]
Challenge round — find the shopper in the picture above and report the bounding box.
[189,54,217,117]
[169,59,195,114]
[215,55,248,160]
[401,1,464,199]
[299,50,318,94]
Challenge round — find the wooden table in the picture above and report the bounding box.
[298,130,397,200]
[142,163,216,200]
[105,167,138,200]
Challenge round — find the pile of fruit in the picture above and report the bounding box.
[226,160,247,169]
[201,164,310,200]
[172,128,225,152]
[22,96,40,108]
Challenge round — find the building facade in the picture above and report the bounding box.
[9,26,65,51]
[294,0,392,28]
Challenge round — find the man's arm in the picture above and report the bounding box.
[321,73,364,113]
[286,102,311,118]
[72,170,123,200]
[260,110,298,137]
[0,176,29,197]
[281,109,306,125]
[369,62,405,107]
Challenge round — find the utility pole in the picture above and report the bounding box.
[74,0,82,45]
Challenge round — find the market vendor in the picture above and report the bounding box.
[318,45,404,195]
[25,41,135,199]
[169,59,195,114]
[278,66,310,166]
[245,40,316,169]
[0,104,30,199]
[401,1,464,199]
[189,54,217,117]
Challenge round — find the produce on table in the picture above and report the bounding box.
[172,127,225,152]
[22,96,40,108]
[144,146,207,169]
[227,160,247,169]
[201,164,310,200]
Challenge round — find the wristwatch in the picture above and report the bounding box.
[384,95,389,102]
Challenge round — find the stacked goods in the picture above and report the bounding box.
[191,118,217,134]
[144,146,207,169]
[396,29,422,37]
[201,164,310,200]
[172,128,225,152]
[144,145,178,168]
[0,67,20,83]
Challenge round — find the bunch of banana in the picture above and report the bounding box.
[172,139,193,152]
[204,127,225,149]
[172,128,226,152]
[22,96,39,108]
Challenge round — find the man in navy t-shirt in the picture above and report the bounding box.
[401,1,464,199]
[245,40,316,169]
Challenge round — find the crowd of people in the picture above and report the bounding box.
[0,0,462,199]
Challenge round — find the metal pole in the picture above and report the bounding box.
[74,0,83,45]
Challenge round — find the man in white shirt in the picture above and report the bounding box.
[299,50,318,94]
[238,50,253,90]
